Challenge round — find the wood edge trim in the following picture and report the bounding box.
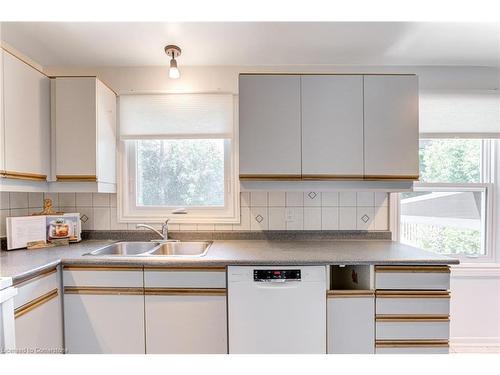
[1,46,49,77]
[302,175,364,180]
[0,170,47,181]
[56,175,98,182]
[63,265,143,271]
[327,290,375,297]
[144,266,226,272]
[145,288,226,296]
[376,340,449,348]
[363,175,419,180]
[14,289,58,319]
[64,286,144,295]
[376,315,450,322]
[13,267,57,287]
[376,291,450,298]
[375,266,450,273]
[239,174,302,181]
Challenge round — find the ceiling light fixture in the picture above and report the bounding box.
[164,45,181,79]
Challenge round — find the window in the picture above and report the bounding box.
[118,93,239,223]
[399,139,493,260]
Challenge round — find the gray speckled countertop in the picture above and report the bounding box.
[0,239,458,283]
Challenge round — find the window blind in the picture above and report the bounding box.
[419,90,500,138]
[119,93,234,139]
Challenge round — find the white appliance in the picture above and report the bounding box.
[0,277,17,353]
[228,265,326,354]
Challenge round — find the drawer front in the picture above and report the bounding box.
[376,342,449,354]
[376,319,450,340]
[14,268,58,309]
[144,267,226,288]
[63,266,143,287]
[375,266,450,290]
[376,291,450,315]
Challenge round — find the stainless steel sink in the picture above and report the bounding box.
[85,242,160,256]
[146,241,211,257]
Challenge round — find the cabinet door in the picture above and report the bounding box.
[363,75,419,178]
[327,293,375,354]
[301,75,364,177]
[54,77,97,178]
[64,292,145,354]
[239,75,301,178]
[96,80,116,184]
[3,51,50,177]
[145,292,227,354]
[0,50,4,171]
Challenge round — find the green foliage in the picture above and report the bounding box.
[407,224,481,255]
[137,139,224,207]
[420,139,481,183]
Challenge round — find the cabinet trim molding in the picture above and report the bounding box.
[375,265,450,273]
[62,265,143,271]
[239,174,302,181]
[302,174,364,180]
[376,291,450,298]
[14,288,59,319]
[327,290,375,297]
[376,340,449,348]
[13,267,57,287]
[0,170,47,181]
[376,315,450,322]
[64,286,144,295]
[56,175,98,182]
[363,175,419,180]
[144,288,227,296]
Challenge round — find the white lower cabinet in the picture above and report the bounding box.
[327,291,375,354]
[144,267,227,354]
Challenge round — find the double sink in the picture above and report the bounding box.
[84,241,211,257]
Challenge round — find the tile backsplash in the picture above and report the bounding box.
[0,191,390,237]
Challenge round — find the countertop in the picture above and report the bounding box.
[0,239,458,283]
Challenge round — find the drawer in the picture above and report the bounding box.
[63,265,144,287]
[376,340,448,354]
[376,316,449,340]
[14,268,58,309]
[375,266,450,290]
[376,291,450,315]
[144,267,226,288]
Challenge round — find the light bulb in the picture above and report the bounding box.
[169,58,180,79]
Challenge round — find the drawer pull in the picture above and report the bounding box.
[144,266,226,272]
[376,315,449,322]
[376,291,450,298]
[376,340,448,348]
[327,290,375,298]
[64,286,144,295]
[63,265,143,271]
[375,266,450,273]
[145,288,226,296]
[0,170,47,181]
[13,267,57,286]
[14,289,58,319]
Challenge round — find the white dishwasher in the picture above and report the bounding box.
[228,266,326,354]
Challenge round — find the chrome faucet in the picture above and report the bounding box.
[136,219,174,241]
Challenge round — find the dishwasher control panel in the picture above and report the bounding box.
[253,269,301,282]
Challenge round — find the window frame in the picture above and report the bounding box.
[395,138,496,263]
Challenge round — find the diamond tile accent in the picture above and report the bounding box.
[308,192,317,199]
[361,214,370,223]
[80,214,89,223]
[255,214,264,223]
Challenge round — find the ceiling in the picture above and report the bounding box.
[1,22,499,67]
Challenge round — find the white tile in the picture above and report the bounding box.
[339,192,356,207]
[357,192,374,207]
[109,194,118,208]
[250,207,268,231]
[375,192,389,207]
[76,193,92,206]
[92,193,110,207]
[77,207,93,231]
[250,192,268,207]
[0,192,10,210]
[43,192,59,207]
[356,207,375,230]
[197,224,215,231]
[58,193,76,207]
[214,224,233,231]
[9,192,28,209]
[304,192,321,207]
[339,207,357,230]
[268,207,286,230]
[59,206,77,214]
[268,191,286,207]
[286,192,303,207]
[168,223,180,231]
[374,206,389,230]
[93,207,111,230]
[128,223,138,230]
[179,224,197,231]
[233,207,251,230]
[28,207,43,215]
[240,192,251,207]
[321,207,339,230]
[321,192,339,207]
[304,207,321,230]
[0,210,9,237]
[10,208,29,217]
[286,207,304,230]
[28,192,44,208]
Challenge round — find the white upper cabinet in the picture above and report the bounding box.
[301,75,364,178]
[52,77,117,192]
[363,75,419,178]
[239,74,302,178]
[2,50,50,180]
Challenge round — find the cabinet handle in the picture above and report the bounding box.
[376,340,448,348]
[14,289,59,319]
[376,291,450,298]
[376,315,450,322]
[64,286,144,295]
[0,170,47,181]
[145,288,226,296]
[375,265,450,273]
[56,175,97,182]
[327,290,375,298]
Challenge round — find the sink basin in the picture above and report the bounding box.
[146,241,211,257]
[85,242,160,256]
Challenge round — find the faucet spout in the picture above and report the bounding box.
[136,224,165,240]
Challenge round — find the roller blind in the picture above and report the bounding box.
[419,90,500,138]
[119,93,234,139]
